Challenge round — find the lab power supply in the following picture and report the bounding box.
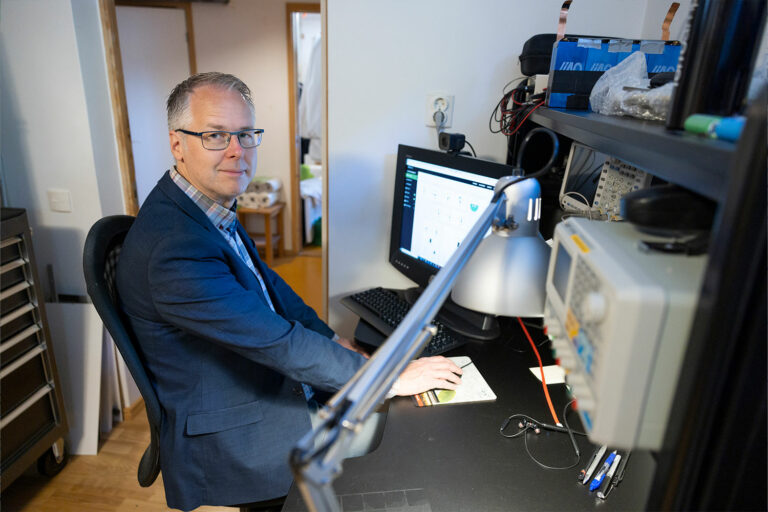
[543,217,707,449]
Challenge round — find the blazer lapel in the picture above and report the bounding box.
[158,171,283,313]
[157,171,218,235]
[236,221,287,316]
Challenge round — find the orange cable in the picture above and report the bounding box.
[518,317,561,425]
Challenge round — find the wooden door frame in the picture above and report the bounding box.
[99,0,197,215]
[286,2,321,261]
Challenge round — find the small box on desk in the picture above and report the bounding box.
[546,37,681,110]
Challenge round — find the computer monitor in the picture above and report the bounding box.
[388,145,513,338]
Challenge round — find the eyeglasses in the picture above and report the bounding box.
[176,129,264,150]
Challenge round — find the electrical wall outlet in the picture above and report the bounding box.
[47,188,72,213]
[425,93,454,128]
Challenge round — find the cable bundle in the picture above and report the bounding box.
[489,78,546,137]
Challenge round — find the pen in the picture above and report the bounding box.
[596,453,621,499]
[589,450,617,491]
[578,445,601,481]
[602,450,631,498]
[581,445,606,484]
[614,450,631,486]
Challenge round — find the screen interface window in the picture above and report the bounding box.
[399,157,497,269]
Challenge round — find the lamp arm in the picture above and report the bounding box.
[290,195,507,512]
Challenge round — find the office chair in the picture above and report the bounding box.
[84,216,285,511]
[83,215,162,487]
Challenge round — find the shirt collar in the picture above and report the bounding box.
[170,167,238,235]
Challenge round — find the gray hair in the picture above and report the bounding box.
[166,72,254,130]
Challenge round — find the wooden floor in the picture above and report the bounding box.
[1,249,323,512]
[272,246,323,316]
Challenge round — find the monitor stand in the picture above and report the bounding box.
[403,287,500,341]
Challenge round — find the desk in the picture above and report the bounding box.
[237,203,285,266]
[283,320,655,511]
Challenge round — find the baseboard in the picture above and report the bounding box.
[122,397,145,421]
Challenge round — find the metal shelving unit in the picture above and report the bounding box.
[530,107,736,202]
[531,98,766,510]
[1,208,68,490]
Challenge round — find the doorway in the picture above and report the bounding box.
[287,3,324,315]
[287,5,321,255]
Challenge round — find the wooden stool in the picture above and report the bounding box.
[237,202,285,266]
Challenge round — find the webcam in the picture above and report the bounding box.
[439,132,466,153]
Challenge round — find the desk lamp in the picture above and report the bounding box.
[450,169,550,317]
[291,128,559,512]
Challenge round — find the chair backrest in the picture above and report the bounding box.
[83,215,161,486]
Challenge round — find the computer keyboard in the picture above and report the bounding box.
[341,287,466,356]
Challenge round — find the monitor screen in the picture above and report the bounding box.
[389,145,513,289]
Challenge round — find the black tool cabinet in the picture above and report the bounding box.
[1,208,69,490]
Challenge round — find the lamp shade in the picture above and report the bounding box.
[450,231,550,317]
[450,176,551,317]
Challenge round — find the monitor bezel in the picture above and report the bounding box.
[388,144,514,289]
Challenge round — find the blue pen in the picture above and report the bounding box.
[589,450,617,491]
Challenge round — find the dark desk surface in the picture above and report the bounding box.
[284,321,655,511]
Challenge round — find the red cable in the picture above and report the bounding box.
[518,317,561,425]
[504,101,544,136]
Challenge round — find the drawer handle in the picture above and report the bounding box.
[0,280,31,301]
[1,323,41,353]
[0,345,45,379]
[0,384,53,429]
[0,257,27,275]
[0,303,35,328]
[0,236,22,250]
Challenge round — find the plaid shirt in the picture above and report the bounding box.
[170,167,276,313]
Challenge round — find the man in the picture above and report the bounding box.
[116,72,462,511]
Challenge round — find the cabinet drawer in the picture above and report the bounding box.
[0,324,41,365]
[0,265,27,295]
[1,304,37,339]
[1,351,49,417]
[0,281,32,313]
[0,236,22,266]
[0,390,56,472]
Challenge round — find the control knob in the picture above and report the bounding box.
[582,292,607,323]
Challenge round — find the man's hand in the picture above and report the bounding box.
[334,336,370,358]
[391,356,463,396]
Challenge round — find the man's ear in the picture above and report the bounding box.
[169,131,184,162]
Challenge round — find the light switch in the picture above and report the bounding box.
[47,188,72,213]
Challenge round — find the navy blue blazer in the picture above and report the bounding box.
[116,172,365,510]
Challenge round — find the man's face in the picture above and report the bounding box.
[169,85,256,207]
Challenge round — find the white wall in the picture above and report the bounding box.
[641,0,693,42]
[0,0,123,297]
[72,0,126,218]
[325,0,665,335]
[193,0,301,250]
[117,5,190,206]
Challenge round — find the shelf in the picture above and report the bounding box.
[530,108,735,202]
